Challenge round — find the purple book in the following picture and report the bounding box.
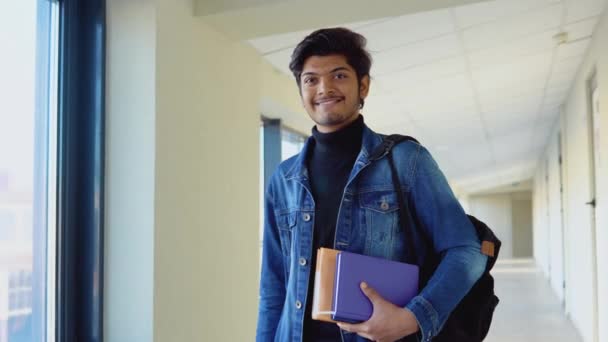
[331,251,419,323]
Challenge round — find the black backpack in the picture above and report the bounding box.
[369,135,501,342]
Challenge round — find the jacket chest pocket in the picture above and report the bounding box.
[359,190,403,259]
[275,211,297,257]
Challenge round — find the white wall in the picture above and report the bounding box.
[470,194,514,259]
[105,1,156,341]
[532,6,608,342]
[105,0,305,341]
[468,191,533,260]
[511,196,533,258]
[154,0,261,340]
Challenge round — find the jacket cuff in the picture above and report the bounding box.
[405,295,439,342]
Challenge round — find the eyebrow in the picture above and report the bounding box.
[301,67,351,77]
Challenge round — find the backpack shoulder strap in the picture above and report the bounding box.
[369,134,419,161]
[369,134,421,265]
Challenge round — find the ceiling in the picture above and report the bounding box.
[195,0,491,39]
[246,0,607,194]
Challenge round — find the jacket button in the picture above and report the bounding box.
[303,213,311,222]
[299,257,307,266]
[295,300,302,309]
[381,202,389,211]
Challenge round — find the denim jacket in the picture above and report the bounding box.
[256,123,487,342]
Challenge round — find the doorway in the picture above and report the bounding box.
[587,73,600,342]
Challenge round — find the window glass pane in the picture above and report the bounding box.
[0,1,58,342]
[281,129,306,161]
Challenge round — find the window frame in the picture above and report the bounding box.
[55,0,106,341]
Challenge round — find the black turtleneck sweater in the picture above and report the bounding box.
[303,115,364,341]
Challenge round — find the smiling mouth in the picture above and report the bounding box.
[315,97,344,106]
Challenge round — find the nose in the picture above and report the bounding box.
[317,76,335,96]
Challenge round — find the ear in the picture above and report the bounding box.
[359,75,370,100]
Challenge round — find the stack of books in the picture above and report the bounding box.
[312,248,419,323]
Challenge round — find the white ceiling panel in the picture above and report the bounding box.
[358,10,455,52]
[537,106,561,123]
[472,51,553,86]
[531,118,556,147]
[383,73,475,108]
[545,84,571,99]
[453,143,495,170]
[481,93,542,115]
[494,147,534,165]
[429,149,458,168]
[412,105,481,124]
[473,52,553,87]
[476,84,544,101]
[452,0,560,29]
[248,29,311,54]
[410,108,479,127]
[417,118,486,146]
[563,16,600,41]
[556,38,591,60]
[406,101,478,123]
[547,69,578,90]
[467,30,557,68]
[473,68,550,94]
[404,97,477,121]
[263,47,294,75]
[374,56,467,90]
[372,120,435,146]
[365,112,412,131]
[363,95,404,118]
[543,92,566,108]
[486,111,536,137]
[371,34,461,76]
[565,0,608,23]
[461,3,562,51]
[247,18,390,54]
[491,127,535,155]
[548,76,577,92]
[483,108,533,126]
[541,102,563,117]
[478,87,543,110]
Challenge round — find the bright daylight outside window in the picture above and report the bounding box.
[0,1,58,342]
[281,129,306,161]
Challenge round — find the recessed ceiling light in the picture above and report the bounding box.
[553,32,569,45]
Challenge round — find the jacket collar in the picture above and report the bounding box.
[284,122,384,182]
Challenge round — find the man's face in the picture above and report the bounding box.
[299,54,370,133]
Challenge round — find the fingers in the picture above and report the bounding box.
[337,322,374,340]
[336,322,356,332]
[360,282,381,304]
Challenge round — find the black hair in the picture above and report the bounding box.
[289,27,372,108]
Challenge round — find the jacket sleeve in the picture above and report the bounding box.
[256,183,286,342]
[404,145,487,342]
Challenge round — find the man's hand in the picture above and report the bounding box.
[336,282,420,342]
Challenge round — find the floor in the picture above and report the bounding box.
[485,259,583,342]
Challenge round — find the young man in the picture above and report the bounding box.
[256,28,487,342]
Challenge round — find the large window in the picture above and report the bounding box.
[0,1,59,342]
[1,1,106,341]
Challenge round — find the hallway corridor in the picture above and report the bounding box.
[487,260,583,342]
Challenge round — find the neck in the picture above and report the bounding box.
[311,115,364,154]
[316,113,360,133]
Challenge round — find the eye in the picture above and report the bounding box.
[303,77,317,85]
[335,73,347,79]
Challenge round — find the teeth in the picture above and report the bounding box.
[317,98,341,104]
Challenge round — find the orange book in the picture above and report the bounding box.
[311,247,339,322]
